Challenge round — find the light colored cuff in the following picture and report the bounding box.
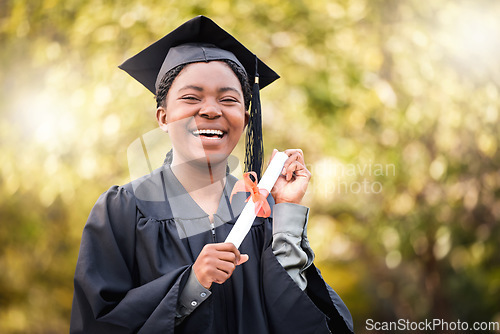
[272,203,314,291]
[176,268,211,321]
[272,202,309,236]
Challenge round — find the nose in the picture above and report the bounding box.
[199,102,222,119]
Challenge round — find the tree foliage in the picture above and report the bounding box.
[1,0,499,332]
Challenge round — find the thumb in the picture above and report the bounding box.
[267,149,278,167]
[237,254,249,265]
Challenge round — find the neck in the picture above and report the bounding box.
[170,155,227,217]
[171,155,227,190]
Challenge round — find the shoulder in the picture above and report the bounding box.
[86,185,138,237]
[122,165,174,220]
[91,184,136,218]
[123,165,168,202]
[89,165,172,224]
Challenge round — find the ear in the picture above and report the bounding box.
[156,106,169,132]
[244,110,250,128]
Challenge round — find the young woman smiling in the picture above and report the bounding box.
[70,16,353,334]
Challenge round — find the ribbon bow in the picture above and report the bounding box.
[230,172,271,218]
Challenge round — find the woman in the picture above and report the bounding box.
[71,16,353,333]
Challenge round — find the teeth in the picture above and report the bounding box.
[193,129,224,136]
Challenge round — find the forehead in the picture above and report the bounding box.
[171,61,242,89]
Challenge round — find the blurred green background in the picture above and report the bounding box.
[1,0,499,333]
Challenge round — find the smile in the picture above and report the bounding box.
[192,129,225,139]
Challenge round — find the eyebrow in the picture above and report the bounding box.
[178,85,203,92]
[178,85,242,96]
[219,87,242,97]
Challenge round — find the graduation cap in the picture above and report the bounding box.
[119,15,280,179]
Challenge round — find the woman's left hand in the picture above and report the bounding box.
[270,149,311,204]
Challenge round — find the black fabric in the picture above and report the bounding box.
[154,43,246,92]
[70,166,354,333]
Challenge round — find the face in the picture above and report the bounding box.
[157,61,249,168]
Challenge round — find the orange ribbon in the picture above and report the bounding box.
[230,172,271,218]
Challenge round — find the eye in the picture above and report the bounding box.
[220,97,239,104]
[180,95,200,102]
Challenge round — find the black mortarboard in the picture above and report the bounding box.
[119,15,279,179]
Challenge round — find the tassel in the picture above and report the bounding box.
[245,57,264,180]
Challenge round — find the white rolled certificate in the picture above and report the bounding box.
[225,151,289,248]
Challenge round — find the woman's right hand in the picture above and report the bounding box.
[192,242,249,289]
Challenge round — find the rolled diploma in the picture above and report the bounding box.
[225,151,289,248]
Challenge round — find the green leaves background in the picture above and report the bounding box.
[1,0,499,332]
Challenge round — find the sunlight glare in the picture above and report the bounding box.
[441,5,500,67]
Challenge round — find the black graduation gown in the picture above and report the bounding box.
[70,165,354,333]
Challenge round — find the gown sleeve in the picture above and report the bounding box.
[175,267,211,324]
[70,186,189,334]
[271,202,314,290]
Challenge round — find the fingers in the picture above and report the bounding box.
[193,243,249,288]
[270,149,312,205]
[215,259,237,276]
[283,148,305,165]
[279,149,310,181]
[238,254,249,265]
[283,160,311,181]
